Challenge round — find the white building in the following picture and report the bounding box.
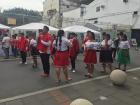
[43,0,79,27]
[64,0,140,29]
[63,0,140,45]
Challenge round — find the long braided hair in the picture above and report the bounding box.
[56,30,64,50]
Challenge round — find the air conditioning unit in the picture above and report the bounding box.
[133,11,138,15]
[101,5,105,9]
[94,20,98,24]
[123,0,128,3]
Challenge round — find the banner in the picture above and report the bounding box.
[7,18,16,25]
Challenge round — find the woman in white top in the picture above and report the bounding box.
[99,34,113,73]
[84,32,97,78]
[53,30,72,83]
[117,34,130,71]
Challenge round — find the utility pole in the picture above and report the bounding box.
[58,0,63,29]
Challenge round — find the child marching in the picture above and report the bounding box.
[18,33,28,64]
[69,33,80,72]
[99,34,113,73]
[53,30,72,83]
[117,34,130,71]
[30,34,38,68]
[84,32,97,78]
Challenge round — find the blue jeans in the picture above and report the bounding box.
[3,47,9,58]
[12,46,18,57]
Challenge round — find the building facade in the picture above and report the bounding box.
[63,0,140,45]
[43,0,79,28]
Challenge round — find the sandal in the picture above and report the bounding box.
[56,80,61,84]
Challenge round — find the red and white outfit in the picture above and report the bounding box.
[18,36,28,63]
[69,37,79,58]
[53,36,71,68]
[84,40,97,64]
[37,33,52,54]
[18,36,28,52]
[37,32,52,75]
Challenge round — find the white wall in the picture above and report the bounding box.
[63,8,81,18]
[62,0,140,29]
[84,0,140,28]
[43,0,59,18]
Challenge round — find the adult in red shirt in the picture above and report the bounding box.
[18,33,28,64]
[37,26,52,77]
[69,33,79,72]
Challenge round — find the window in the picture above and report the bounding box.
[66,5,70,8]
[123,0,128,3]
[80,7,86,17]
[96,6,100,12]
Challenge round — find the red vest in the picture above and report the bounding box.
[37,33,52,53]
[69,38,79,57]
[19,36,28,52]
[10,39,17,47]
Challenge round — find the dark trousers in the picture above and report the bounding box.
[12,46,18,57]
[70,56,76,69]
[20,51,27,63]
[112,48,117,59]
[3,47,9,58]
[40,53,50,75]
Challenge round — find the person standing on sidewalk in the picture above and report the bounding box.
[83,31,91,69]
[117,34,130,71]
[2,34,10,59]
[69,33,80,73]
[99,34,113,73]
[53,30,72,83]
[11,34,18,58]
[84,32,97,78]
[18,33,28,64]
[30,34,38,68]
[37,26,52,77]
[112,33,121,60]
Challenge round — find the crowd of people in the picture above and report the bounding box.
[1,26,131,83]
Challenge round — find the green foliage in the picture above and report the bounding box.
[3,8,41,16]
[0,8,42,26]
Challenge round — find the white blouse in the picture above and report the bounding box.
[101,39,113,47]
[85,41,98,50]
[30,39,37,47]
[53,36,71,51]
[119,41,130,49]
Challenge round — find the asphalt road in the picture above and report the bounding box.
[0,48,139,99]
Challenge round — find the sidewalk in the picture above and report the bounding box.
[0,70,140,105]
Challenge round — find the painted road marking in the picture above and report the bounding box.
[0,67,140,103]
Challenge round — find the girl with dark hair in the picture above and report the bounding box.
[18,33,29,64]
[117,34,130,71]
[53,30,72,83]
[30,34,38,68]
[37,26,52,77]
[11,35,18,57]
[84,32,97,78]
[69,33,80,72]
[100,34,113,73]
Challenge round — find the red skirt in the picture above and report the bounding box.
[84,50,97,64]
[54,51,69,67]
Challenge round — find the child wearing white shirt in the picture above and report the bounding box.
[117,34,130,71]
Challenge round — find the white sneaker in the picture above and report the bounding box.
[24,62,27,65]
[19,61,22,64]
[72,70,76,73]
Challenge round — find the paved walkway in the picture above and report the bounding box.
[0,69,140,105]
